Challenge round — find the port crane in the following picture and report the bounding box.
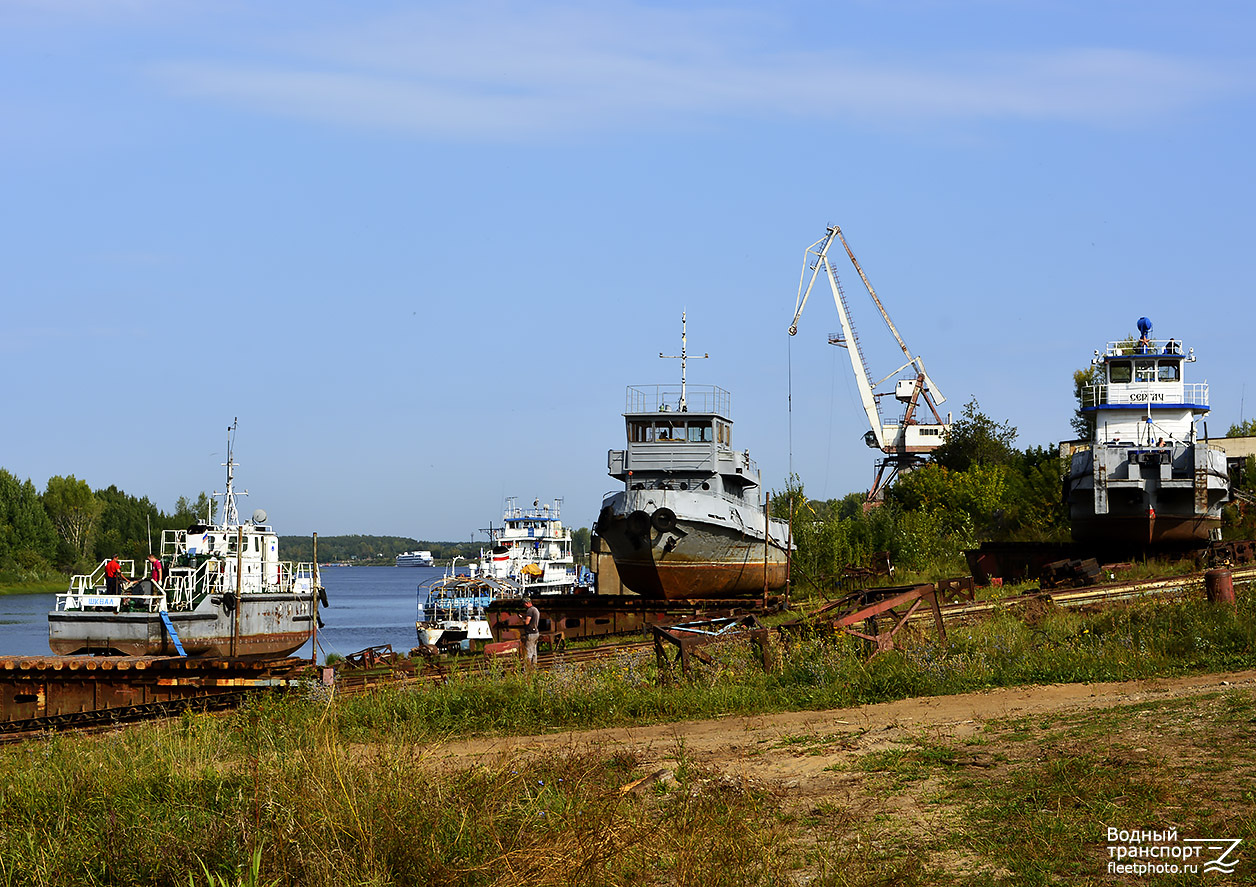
[788,224,952,501]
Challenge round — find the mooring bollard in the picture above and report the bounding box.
[1205,568,1236,607]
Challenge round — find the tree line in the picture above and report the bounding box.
[277,536,485,565]
[777,401,1256,587]
[0,469,215,583]
[775,400,1067,584]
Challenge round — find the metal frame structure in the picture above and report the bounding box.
[789,224,952,501]
[652,615,769,680]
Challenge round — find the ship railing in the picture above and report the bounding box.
[1102,338,1187,357]
[65,558,138,597]
[417,595,494,625]
[57,556,177,614]
[283,562,319,597]
[56,591,172,614]
[1082,383,1208,408]
[625,384,731,416]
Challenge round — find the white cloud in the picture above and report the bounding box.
[150,2,1245,140]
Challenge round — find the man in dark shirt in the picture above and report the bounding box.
[522,596,540,665]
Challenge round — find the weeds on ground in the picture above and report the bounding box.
[331,586,1256,743]
[0,699,805,887]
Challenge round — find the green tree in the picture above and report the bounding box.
[1226,419,1256,438]
[1071,365,1101,440]
[93,485,166,562]
[172,493,215,527]
[0,469,57,569]
[43,475,103,563]
[571,526,591,562]
[930,399,1018,472]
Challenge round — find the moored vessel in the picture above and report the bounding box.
[416,496,584,650]
[48,422,326,657]
[1065,317,1231,547]
[396,550,434,567]
[415,573,511,651]
[595,315,791,599]
[481,497,582,594]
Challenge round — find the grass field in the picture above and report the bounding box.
[0,583,1251,885]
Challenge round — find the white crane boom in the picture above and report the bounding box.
[788,224,951,465]
[791,228,886,448]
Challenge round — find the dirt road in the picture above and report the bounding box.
[427,669,1256,796]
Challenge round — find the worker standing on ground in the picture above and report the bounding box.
[522,595,540,666]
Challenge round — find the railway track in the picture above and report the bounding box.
[0,654,314,742]
[924,565,1256,624]
[2,566,1248,741]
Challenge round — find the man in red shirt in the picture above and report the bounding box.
[105,556,124,595]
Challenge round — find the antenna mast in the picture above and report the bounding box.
[215,418,248,527]
[660,311,708,411]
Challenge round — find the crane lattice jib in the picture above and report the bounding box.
[788,224,950,453]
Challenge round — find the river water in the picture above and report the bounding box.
[0,565,443,661]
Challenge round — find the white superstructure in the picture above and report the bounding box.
[396,550,434,567]
[480,498,578,594]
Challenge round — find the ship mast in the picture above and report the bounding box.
[214,418,248,527]
[660,311,708,412]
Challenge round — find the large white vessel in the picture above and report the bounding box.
[415,497,580,650]
[49,422,326,657]
[396,550,434,567]
[480,497,580,594]
[1065,317,1231,547]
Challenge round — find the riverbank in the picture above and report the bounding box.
[0,578,63,596]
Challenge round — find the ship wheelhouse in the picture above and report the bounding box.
[1079,335,1206,447]
[1065,318,1230,547]
[607,384,761,504]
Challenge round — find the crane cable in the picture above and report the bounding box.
[787,331,793,479]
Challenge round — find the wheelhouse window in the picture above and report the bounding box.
[1108,361,1132,383]
[1157,360,1181,382]
[1134,360,1156,382]
[630,419,713,442]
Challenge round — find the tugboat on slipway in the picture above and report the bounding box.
[595,314,792,599]
[1065,317,1231,547]
[48,422,326,657]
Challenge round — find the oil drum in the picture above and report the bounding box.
[1204,568,1235,607]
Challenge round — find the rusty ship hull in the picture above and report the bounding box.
[596,490,790,600]
[49,593,315,658]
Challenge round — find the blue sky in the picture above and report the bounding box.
[3,1,1253,540]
